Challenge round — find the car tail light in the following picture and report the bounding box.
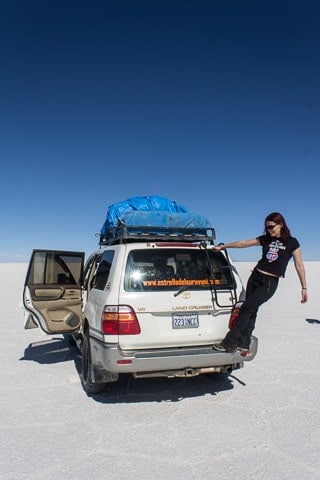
[228,302,243,329]
[101,305,141,335]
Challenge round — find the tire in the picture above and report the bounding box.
[81,333,105,394]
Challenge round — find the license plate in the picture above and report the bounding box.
[172,313,199,329]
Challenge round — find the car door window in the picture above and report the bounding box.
[92,250,115,290]
[27,251,82,285]
[83,253,103,291]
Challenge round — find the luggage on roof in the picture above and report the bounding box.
[99,195,215,245]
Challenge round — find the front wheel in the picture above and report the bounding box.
[81,333,105,394]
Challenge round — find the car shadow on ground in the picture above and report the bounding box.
[20,336,77,364]
[89,372,243,404]
[20,336,244,403]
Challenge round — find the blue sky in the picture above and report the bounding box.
[1,0,319,262]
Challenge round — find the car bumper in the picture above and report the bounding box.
[90,335,258,383]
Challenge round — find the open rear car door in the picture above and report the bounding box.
[23,249,85,334]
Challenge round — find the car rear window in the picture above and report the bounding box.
[124,248,235,292]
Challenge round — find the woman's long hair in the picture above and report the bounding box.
[264,212,291,241]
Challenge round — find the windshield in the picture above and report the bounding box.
[124,248,235,292]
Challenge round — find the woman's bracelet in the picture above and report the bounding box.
[302,287,307,290]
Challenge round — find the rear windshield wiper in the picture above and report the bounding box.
[174,284,203,297]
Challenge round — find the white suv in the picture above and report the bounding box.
[23,225,257,393]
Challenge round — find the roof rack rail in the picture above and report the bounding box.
[99,225,216,246]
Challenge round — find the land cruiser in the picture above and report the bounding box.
[23,225,257,394]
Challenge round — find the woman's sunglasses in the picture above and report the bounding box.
[266,224,278,230]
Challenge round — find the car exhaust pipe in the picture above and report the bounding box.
[223,366,233,374]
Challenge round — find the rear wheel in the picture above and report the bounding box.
[81,332,105,394]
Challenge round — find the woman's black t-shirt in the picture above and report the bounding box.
[256,235,300,277]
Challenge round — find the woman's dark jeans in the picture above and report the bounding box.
[222,268,279,349]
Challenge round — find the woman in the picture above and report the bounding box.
[212,212,308,354]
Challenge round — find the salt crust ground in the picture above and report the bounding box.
[0,262,319,480]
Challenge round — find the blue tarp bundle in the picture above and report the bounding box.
[100,195,212,238]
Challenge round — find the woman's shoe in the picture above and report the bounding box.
[213,343,237,353]
[239,348,253,357]
[212,343,226,352]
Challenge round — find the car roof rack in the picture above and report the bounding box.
[99,225,216,246]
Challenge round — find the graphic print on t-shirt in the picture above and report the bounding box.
[266,239,282,262]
